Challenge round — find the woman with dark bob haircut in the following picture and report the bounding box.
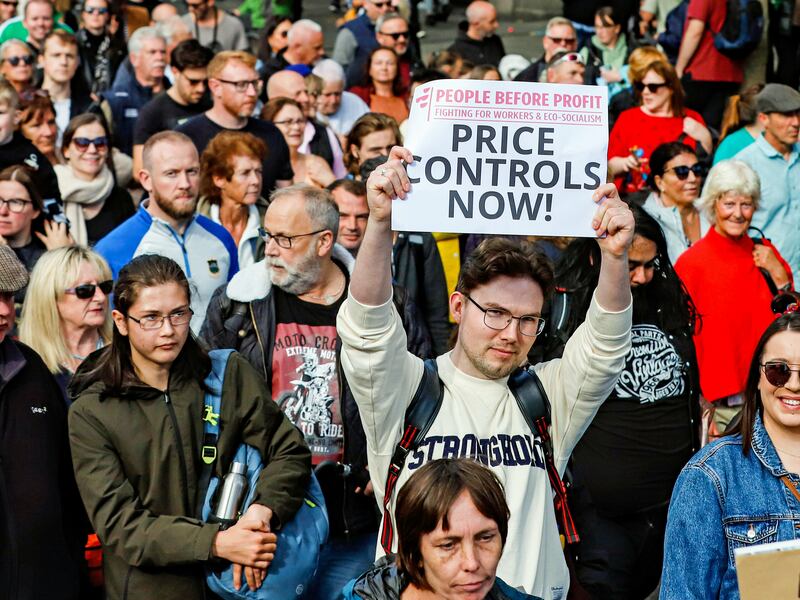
[344,458,537,599]
[661,311,800,598]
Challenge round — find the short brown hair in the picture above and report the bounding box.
[395,458,509,589]
[199,131,267,205]
[456,237,554,299]
[344,112,402,175]
[207,50,256,79]
[141,130,196,172]
[43,30,78,54]
[19,88,54,130]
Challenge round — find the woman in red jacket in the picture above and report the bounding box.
[608,59,712,194]
[675,159,793,437]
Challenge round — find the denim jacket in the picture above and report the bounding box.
[660,411,800,599]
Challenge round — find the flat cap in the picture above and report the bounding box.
[756,83,800,114]
[0,245,28,293]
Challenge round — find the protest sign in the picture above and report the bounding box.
[393,79,608,238]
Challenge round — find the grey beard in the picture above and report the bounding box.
[266,254,323,295]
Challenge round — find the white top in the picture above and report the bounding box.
[209,203,261,269]
[316,92,370,138]
[642,191,711,266]
[337,291,632,599]
[53,97,70,148]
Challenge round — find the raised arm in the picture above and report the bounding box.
[591,183,634,311]
[349,146,413,307]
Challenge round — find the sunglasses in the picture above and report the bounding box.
[665,164,705,180]
[371,0,391,7]
[547,36,577,45]
[550,52,584,69]
[73,136,108,151]
[5,55,34,66]
[762,361,800,387]
[0,0,18,6]
[379,30,409,40]
[83,6,109,14]
[65,280,113,300]
[634,81,669,93]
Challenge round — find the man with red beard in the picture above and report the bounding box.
[95,131,238,332]
[178,50,293,196]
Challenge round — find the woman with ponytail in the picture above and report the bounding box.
[713,84,765,164]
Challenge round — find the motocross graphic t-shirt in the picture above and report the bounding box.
[571,323,695,516]
[271,286,346,465]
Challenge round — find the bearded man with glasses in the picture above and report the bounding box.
[203,183,412,599]
[177,50,293,196]
[515,16,580,83]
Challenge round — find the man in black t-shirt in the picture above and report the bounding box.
[201,185,378,600]
[177,50,293,195]
[131,39,213,179]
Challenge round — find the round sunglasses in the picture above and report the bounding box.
[761,361,800,387]
[65,280,113,299]
[4,55,34,67]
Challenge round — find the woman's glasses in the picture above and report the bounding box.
[83,6,109,14]
[664,164,705,180]
[0,197,32,213]
[65,280,113,300]
[634,82,669,93]
[73,136,109,152]
[762,361,800,387]
[4,55,34,67]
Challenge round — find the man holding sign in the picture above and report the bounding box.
[337,145,633,598]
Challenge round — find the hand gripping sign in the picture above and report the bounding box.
[393,79,608,238]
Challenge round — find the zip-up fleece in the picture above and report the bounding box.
[68,351,311,600]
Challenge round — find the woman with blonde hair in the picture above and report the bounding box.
[20,246,113,399]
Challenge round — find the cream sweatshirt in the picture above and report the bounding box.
[337,291,632,599]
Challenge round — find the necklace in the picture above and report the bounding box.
[299,274,346,305]
[774,444,800,459]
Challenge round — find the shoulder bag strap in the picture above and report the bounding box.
[380,358,443,553]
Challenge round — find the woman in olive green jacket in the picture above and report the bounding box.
[68,254,311,600]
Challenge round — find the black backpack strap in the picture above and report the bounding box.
[380,358,443,553]
[508,367,579,544]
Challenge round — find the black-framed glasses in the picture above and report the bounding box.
[0,0,18,7]
[379,30,409,40]
[73,136,108,152]
[127,308,194,330]
[634,81,668,93]
[258,227,326,249]
[464,294,545,337]
[65,280,113,300]
[83,6,108,14]
[762,361,800,387]
[215,78,263,93]
[4,54,34,66]
[0,197,32,213]
[370,0,392,8]
[664,164,705,180]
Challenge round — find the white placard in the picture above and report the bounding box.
[393,79,609,238]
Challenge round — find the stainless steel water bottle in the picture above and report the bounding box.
[213,462,247,527]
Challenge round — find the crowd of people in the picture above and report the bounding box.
[3,0,800,599]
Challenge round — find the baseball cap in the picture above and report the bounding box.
[0,245,28,293]
[756,84,800,114]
